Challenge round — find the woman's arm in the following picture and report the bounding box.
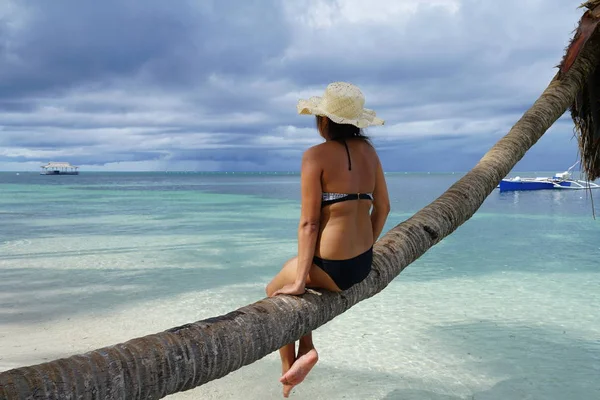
[295,148,322,286]
[274,148,322,295]
[371,155,390,243]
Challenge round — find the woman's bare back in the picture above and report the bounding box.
[313,138,381,260]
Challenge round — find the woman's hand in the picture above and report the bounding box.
[272,282,306,297]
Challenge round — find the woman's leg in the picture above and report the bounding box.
[266,256,340,397]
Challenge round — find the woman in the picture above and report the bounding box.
[265,82,391,397]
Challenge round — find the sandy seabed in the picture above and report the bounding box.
[2,261,598,399]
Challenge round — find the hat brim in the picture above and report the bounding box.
[297,96,384,128]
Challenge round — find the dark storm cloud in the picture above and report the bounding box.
[0,0,289,96]
[1,1,188,97]
[0,0,585,172]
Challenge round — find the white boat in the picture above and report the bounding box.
[40,162,79,175]
[498,162,600,192]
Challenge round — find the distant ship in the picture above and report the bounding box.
[40,162,79,175]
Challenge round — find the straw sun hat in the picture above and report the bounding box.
[297,82,384,128]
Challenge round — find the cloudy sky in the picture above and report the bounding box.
[0,0,586,172]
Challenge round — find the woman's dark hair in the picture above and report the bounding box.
[316,115,371,143]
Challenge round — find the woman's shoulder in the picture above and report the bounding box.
[303,142,332,157]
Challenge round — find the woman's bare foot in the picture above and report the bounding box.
[279,349,318,396]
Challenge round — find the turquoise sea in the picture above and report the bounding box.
[0,171,598,399]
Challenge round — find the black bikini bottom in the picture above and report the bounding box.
[313,247,373,291]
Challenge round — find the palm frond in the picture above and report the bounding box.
[562,3,600,180]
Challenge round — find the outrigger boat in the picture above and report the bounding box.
[498,162,600,192]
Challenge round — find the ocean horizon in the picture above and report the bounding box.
[0,169,589,174]
[1,171,598,399]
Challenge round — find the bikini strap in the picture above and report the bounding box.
[342,140,352,171]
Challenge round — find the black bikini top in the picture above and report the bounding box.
[321,140,374,208]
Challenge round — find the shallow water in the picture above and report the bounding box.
[0,171,598,399]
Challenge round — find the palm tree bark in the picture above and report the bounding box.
[2,8,600,400]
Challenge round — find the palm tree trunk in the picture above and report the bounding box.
[2,9,600,400]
